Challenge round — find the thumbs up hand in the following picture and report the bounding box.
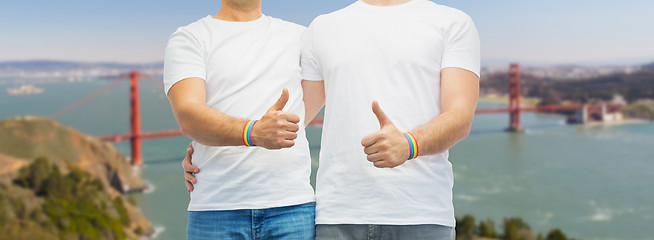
[250,88,301,149]
[361,101,411,168]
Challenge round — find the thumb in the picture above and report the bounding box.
[372,100,392,128]
[270,88,290,111]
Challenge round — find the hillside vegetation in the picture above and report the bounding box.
[621,99,654,120]
[456,214,576,240]
[0,117,153,239]
[481,67,654,104]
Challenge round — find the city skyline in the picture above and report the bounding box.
[1,0,653,65]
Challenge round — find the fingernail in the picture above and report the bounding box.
[195,169,199,173]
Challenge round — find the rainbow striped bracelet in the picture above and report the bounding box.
[243,120,257,147]
[403,132,419,160]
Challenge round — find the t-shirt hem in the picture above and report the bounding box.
[164,74,206,95]
[441,63,480,78]
[188,195,315,211]
[315,217,455,227]
[301,73,324,81]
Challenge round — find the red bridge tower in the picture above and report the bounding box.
[507,63,522,132]
[130,71,142,165]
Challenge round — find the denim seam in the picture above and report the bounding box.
[260,211,265,240]
[250,209,255,240]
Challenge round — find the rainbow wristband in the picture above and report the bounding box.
[242,120,257,147]
[403,132,419,160]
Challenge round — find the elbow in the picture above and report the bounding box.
[460,125,472,139]
[177,121,195,140]
[172,106,198,138]
[458,115,475,140]
[178,120,214,146]
[179,126,191,138]
[176,112,201,140]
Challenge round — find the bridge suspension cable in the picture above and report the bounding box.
[139,73,165,87]
[50,74,130,119]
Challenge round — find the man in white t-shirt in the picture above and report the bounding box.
[164,0,319,239]
[299,0,480,239]
[184,0,479,239]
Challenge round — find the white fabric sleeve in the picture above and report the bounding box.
[301,20,324,81]
[441,12,481,78]
[163,29,206,94]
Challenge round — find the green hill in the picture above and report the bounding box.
[0,117,153,239]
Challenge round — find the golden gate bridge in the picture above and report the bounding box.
[49,64,597,166]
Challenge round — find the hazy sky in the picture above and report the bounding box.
[1,0,653,65]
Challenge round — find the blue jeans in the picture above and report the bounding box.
[187,202,315,240]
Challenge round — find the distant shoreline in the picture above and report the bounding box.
[582,117,652,127]
[479,95,654,125]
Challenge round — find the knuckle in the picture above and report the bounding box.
[275,129,284,136]
[275,140,285,147]
[365,148,373,154]
[275,122,284,128]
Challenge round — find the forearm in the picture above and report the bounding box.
[411,67,479,157]
[173,102,248,147]
[411,108,474,156]
[169,77,298,149]
[359,68,478,167]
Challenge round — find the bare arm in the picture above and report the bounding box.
[412,67,479,155]
[168,77,247,146]
[180,80,321,192]
[167,77,300,149]
[302,80,325,125]
[361,67,479,168]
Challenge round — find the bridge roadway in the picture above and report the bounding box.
[98,105,582,143]
[475,105,583,114]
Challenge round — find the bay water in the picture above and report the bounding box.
[1,79,652,240]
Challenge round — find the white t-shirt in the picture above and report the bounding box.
[164,15,315,211]
[301,0,480,226]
